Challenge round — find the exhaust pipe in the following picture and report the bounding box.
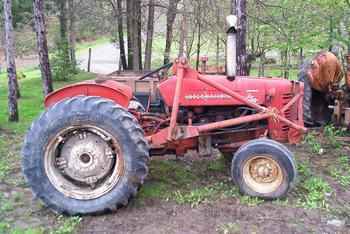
[226,15,238,80]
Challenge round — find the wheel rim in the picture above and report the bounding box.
[44,125,124,200]
[242,155,283,194]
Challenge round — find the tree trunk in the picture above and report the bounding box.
[116,0,127,70]
[58,0,68,42]
[178,0,188,58]
[195,3,201,71]
[4,0,19,122]
[144,0,155,70]
[258,54,265,77]
[235,0,248,76]
[133,0,142,71]
[33,0,53,96]
[68,0,77,68]
[56,0,70,70]
[126,0,134,69]
[164,0,181,64]
[126,0,142,71]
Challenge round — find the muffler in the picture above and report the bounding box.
[226,15,238,80]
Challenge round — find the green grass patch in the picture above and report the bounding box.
[0,68,95,134]
[172,182,239,207]
[298,177,331,209]
[238,196,264,207]
[138,160,197,199]
[303,132,323,155]
[51,216,82,234]
[329,154,350,188]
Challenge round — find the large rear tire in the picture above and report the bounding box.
[22,96,149,215]
[231,139,296,199]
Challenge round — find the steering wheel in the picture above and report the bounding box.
[138,62,173,81]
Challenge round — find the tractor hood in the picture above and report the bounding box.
[158,74,297,107]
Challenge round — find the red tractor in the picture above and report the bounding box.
[22,16,306,215]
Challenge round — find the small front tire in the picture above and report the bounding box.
[231,139,296,199]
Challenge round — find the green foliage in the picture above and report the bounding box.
[138,160,197,200]
[10,227,44,234]
[323,125,344,148]
[297,161,312,178]
[0,140,10,181]
[51,42,77,81]
[298,177,331,209]
[173,186,218,207]
[329,155,350,187]
[207,156,227,172]
[0,193,14,213]
[172,182,240,208]
[304,132,323,154]
[239,196,264,207]
[0,222,11,234]
[51,216,82,234]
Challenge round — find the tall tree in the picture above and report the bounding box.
[126,0,134,69]
[164,0,181,64]
[133,0,142,70]
[144,0,155,70]
[4,0,19,121]
[235,0,248,76]
[110,0,127,70]
[33,0,53,95]
[126,0,142,70]
[68,0,77,67]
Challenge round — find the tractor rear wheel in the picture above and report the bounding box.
[22,96,149,215]
[231,139,296,199]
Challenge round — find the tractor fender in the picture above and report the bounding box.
[44,80,133,109]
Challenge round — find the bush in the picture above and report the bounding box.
[51,41,77,81]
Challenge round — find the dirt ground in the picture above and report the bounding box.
[1,130,350,234]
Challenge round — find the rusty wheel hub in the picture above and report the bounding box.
[59,132,114,186]
[243,155,283,194]
[45,125,124,200]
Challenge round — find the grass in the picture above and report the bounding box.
[0,68,95,134]
[329,154,350,187]
[303,132,323,155]
[298,177,332,209]
[137,160,197,200]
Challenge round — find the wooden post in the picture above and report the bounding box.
[87,48,92,72]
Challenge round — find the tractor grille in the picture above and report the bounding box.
[279,92,298,140]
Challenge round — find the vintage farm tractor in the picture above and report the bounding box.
[22,16,306,215]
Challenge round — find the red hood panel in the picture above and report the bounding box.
[158,75,293,107]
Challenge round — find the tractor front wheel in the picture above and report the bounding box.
[231,139,296,199]
[22,96,149,215]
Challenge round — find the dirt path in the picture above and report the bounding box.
[0,43,119,74]
[78,199,342,234]
[78,43,120,75]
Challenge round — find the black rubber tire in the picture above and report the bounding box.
[298,67,313,125]
[22,96,149,215]
[231,139,297,199]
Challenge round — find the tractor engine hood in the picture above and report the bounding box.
[158,74,296,108]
